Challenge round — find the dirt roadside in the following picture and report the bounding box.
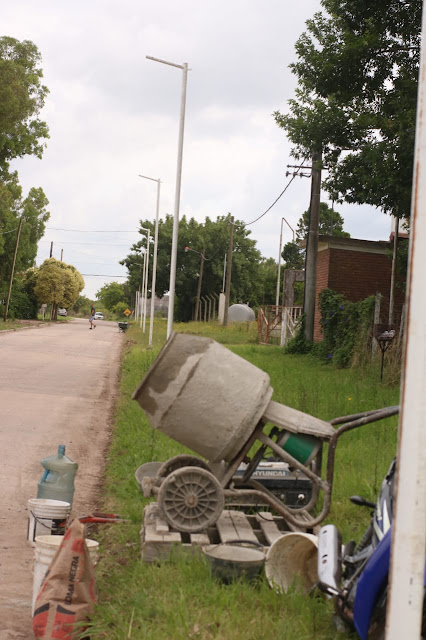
[0,319,123,639]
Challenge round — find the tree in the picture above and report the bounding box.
[274,0,422,220]
[34,259,85,317]
[282,242,305,271]
[122,214,265,321]
[282,202,349,270]
[296,202,350,240]
[257,257,280,306]
[72,294,93,317]
[0,36,50,293]
[34,259,67,308]
[56,262,85,308]
[0,37,49,169]
[0,172,50,285]
[96,281,128,311]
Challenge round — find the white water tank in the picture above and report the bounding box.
[228,304,256,323]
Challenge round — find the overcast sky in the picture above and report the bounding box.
[4,0,392,300]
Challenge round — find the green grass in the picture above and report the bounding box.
[0,318,47,330]
[85,320,399,640]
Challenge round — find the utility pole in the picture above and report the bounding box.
[50,242,53,258]
[223,216,234,327]
[61,249,63,261]
[4,218,23,322]
[304,151,322,342]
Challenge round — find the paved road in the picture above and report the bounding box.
[0,319,123,639]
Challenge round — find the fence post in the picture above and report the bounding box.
[280,308,287,347]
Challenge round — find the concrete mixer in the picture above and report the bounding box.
[133,332,399,534]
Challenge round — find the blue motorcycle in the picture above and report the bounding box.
[317,459,426,639]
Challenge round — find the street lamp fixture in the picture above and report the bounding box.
[147,55,189,339]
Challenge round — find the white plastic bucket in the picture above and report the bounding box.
[32,534,99,614]
[265,532,318,593]
[27,498,71,544]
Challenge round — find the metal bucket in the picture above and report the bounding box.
[132,332,273,462]
[203,541,265,583]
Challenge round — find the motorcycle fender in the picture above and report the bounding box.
[353,528,392,640]
[353,527,426,640]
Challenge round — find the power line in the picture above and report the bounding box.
[244,157,309,226]
[39,240,132,247]
[81,273,128,277]
[0,225,20,235]
[46,227,139,233]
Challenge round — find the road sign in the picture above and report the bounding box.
[123,309,131,317]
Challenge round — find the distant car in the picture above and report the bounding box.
[58,308,67,316]
[94,312,104,320]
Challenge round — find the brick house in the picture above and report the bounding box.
[311,235,406,342]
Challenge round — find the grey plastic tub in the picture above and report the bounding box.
[132,332,273,462]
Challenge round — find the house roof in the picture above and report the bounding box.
[299,235,392,255]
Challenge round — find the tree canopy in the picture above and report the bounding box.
[283,202,349,269]
[34,259,84,309]
[122,214,272,321]
[0,37,50,303]
[0,171,50,284]
[96,281,129,311]
[0,36,49,170]
[296,202,350,241]
[274,0,421,219]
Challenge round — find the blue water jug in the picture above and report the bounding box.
[37,445,78,506]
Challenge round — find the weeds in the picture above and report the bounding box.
[85,319,399,640]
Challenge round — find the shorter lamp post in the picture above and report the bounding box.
[276,217,295,308]
[137,227,150,332]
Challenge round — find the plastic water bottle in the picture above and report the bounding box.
[37,445,78,507]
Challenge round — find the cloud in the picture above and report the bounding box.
[4,0,390,299]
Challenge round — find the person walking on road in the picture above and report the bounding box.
[89,309,96,330]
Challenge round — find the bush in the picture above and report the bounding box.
[283,314,313,354]
[0,277,38,320]
[316,289,376,368]
[112,301,130,320]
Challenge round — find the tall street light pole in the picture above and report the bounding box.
[275,217,295,307]
[137,227,150,329]
[139,249,147,329]
[147,55,189,340]
[139,175,161,349]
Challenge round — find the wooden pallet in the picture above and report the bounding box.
[141,503,290,562]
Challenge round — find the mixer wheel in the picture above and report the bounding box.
[157,454,210,478]
[158,466,224,533]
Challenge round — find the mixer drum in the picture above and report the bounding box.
[132,332,273,462]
